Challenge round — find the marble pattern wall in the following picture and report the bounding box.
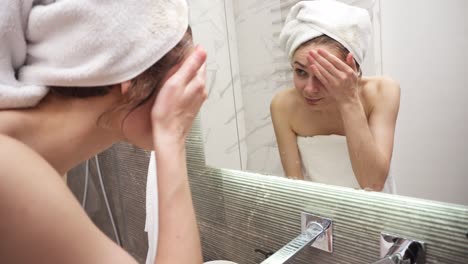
[232,0,286,176]
[189,0,247,171]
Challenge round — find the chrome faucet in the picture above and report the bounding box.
[260,213,333,264]
[372,233,426,264]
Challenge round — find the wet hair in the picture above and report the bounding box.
[296,35,362,77]
[50,26,193,122]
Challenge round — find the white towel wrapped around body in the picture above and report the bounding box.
[145,152,159,264]
[279,0,372,66]
[0,0,188,109]
[297,135,396,193]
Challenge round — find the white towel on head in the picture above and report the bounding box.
[339,0,376,19]
[145,151,159,264]
[279,0,372,66]
[0,0,189,109]
[0,0,49,109]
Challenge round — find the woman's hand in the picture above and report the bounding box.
[307,48,360,106]
[151,46,207,146]
[151,46,207,264]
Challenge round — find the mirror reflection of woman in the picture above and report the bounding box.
[271,0,400,192]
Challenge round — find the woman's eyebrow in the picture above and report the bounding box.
[294,61,306,67]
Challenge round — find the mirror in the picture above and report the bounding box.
[190,0,468,205]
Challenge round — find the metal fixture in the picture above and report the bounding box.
[301,212,333,253]
[254,249,275,260]
[81,155,121,246]
[260,213,332,264]
[372,232,425,264]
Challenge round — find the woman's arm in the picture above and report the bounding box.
[270,92,304,179]
[153,142,202,264]
[0,135,138,264]
[151,46,207,264]
[309,49,400,191]
[338,80,400,191]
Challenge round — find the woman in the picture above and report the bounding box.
[0,1,205,263]
[271,0,400,192]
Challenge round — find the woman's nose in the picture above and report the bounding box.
[304,77,319,93]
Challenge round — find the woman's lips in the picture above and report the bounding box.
[305,97,323,105]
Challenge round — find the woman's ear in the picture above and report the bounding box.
[346,53,358,72]
[120,80,132,95]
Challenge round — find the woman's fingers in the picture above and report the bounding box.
[183,62,208,107]
[310,61,330,87]
[309,50,342,78]
[312,49,358,83]
[309,49,359,86]
[308,53,333,84]
[167,46,207,92]
[306,49,360,104]
[151,46,207,121]
[317,48,353,73]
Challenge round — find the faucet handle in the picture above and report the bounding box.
[301,212,333,253]
[378,233,426,264]
[260,213,333,264]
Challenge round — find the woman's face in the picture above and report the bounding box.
[120,92,156,150]
[120,47,194,150]
[292,44,344,107]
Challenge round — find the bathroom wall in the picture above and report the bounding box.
[229,0,286,176]
[380,0,468,205]
[190,0,248,171]
[68,144,150,263]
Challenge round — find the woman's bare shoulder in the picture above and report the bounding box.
[362,76,401,105]
[0,134,137,263]
[271,87,299,113]
[0,135,57,178]
[363,76,400,94]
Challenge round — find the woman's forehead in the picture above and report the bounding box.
[294,43,339,59]
[292,44,344,67]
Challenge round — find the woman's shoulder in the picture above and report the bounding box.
[0,135,55,177]
[270,87,298,113]
[362,76,400,96]
[361,76,401,106]
[0,134,33,154]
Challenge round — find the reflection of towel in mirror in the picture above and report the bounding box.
[279,0,372,65]
[297,135,396,193]
[339,0,376,20]
[145,151,159,264]
[0,0,188,109]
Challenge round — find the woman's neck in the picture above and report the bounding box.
[0,91,125,175]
